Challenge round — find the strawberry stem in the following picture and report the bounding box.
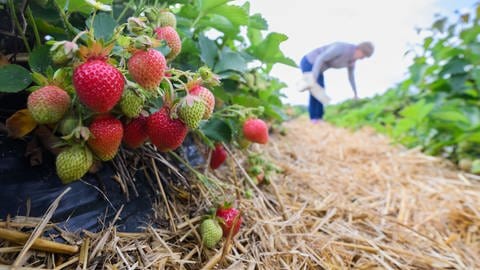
[72,30,88,44]
[168,150,229,193]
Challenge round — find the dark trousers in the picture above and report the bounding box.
[300,57,325,120]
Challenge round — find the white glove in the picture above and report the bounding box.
[301,72,331,105]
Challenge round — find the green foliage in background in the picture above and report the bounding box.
[325,3,480,170]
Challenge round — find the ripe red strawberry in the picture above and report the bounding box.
[128,49,166,91]
[216,205,242,237]
[190,85,215,119]
[123,116,148,149]
[73,59,125,113]
[243,118,269,144]
[155,26,181,60]
[87,115,124,161]
[147,107,187,151]
[178,95,205,129]
[210,144,227,169]
[27,85,71,124]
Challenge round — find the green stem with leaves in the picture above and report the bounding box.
[25,6,40,48]
[8,0,31,52]
[116,0,136,23]
[52,0,79,38]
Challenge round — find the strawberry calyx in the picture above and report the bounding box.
[78,41,114,62]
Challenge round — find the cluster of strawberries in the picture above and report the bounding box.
[200,203,242,249]
[23,8,270,185]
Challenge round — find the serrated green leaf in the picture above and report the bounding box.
[247,27,262,46]
[198,0,230,13]
[35,19,66,35]
[29,45,52,73]
[30,2,62,23]
[199,34,217,67]
[214,50,247,73]
[247,32,297,67]
[154,42,171,56]
[231,94,262,107]
[440,56,469,76]
[210,4,248,26]
[249,13,268,30]
[431,110,469,123]
[400,99,433,122]
[264,105,286,121]
[460,24,480,43]
[0,65,32,93]
[199,14,238,36]
[200,117,233,142]
[87,12,116,41]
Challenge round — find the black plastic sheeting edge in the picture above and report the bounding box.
[0,133,205,233]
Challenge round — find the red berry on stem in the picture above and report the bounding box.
[216,205,242,237]
[210,144,227,169]
[87,115,124,161]
[243,118,269,144]
[128,49,166,91]
[123,116,149,149]
[73,59,124,113]
[147,107,188,152]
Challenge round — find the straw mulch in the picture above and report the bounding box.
[1,116,479,269]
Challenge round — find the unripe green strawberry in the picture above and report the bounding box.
[190,85,215,119]
[119,89,145,118]
[248,165,263,176]
[27,85,71,124]
[459,158,472,172]
[200,218,223,249]
[87,115,124,161]
[178,95,205,129]
[155,26,181,60]
[56,145,93,184]
[58,115,78,136]
[471,159,480,174]
[50,41,78,65]
[158,10,177,28]
[198,66,220,86]
[127,17,147,35]
[237,135,251,149]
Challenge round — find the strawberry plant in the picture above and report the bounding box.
[0,0,294,184]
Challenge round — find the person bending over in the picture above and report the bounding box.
[300,41,374,123]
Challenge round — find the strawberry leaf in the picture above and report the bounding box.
[0,65,32,93]
[200,117,232,142]
[6,109,38,138]
[29,45,53,73]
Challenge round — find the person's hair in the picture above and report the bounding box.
[357,41,374,57]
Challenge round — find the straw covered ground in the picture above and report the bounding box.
[1,116,479,269]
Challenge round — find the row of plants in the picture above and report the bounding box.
[325,3,480,174]
[0,0,296,250]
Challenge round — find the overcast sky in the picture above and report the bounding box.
[242,0,478,105]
